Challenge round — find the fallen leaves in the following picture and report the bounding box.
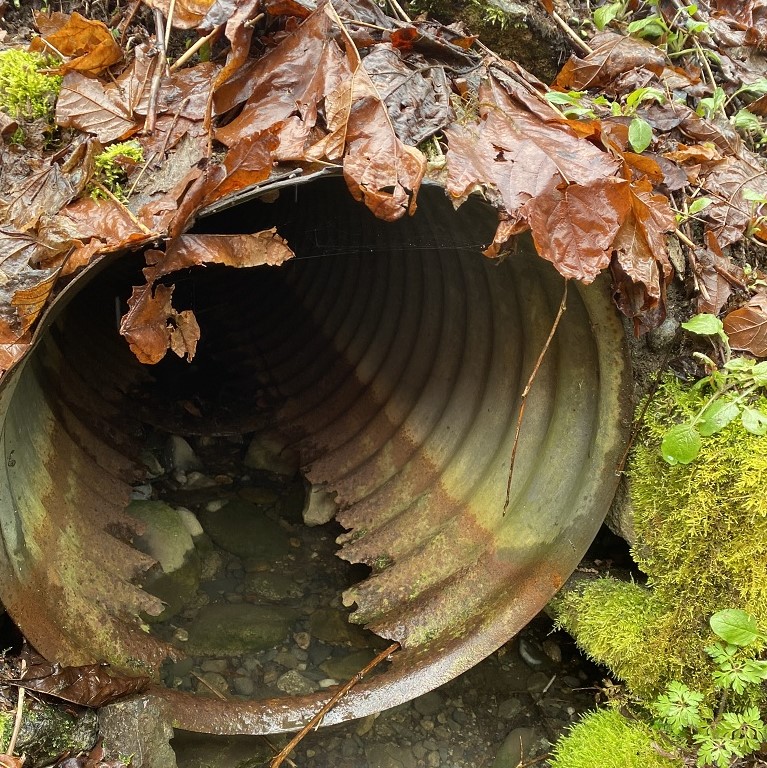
[120,231,295,363]
[724,293,767,357]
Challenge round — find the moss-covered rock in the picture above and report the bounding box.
[553,378,767,696]
[549,708,681,768]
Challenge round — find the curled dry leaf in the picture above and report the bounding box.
[142,0,217,29]
[723,293,767,358]
[31,11,122,76]
[120,230,295,364]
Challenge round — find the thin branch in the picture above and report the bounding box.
[91,182,155,236]
[191,672,227,700]
[164,0,177,51]
[7,686,24,758]
[145,8,168,134]
[170,25,222,71]
[504,281,568,514]
[270,643,399,768]
[387,0,411,23]
[551,11,593,56]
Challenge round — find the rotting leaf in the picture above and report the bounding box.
[120,230,295,364]
[141,0,217,29]
[11,646,149,708]
[723,293,767,358]
[31,11,122,77]
[56,71,136,143]
[0,229,70,342]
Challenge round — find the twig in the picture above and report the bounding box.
[170,25,222,71]
[91,181,154,236]
[262,736,298,768]
[126,150,158,198]
[504,281,568,514]
[387,0,411,22]
[118,0,142,46]
[145,8,168,134]
[191,672,227,700]
[339,17,392,31]
[674,228,697,249]
[551,11,593,56]
[270,643,399,768]
[164,0,177,51]
[7,686,24,757]
[517,755,550,768]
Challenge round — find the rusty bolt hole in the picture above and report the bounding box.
[0,176,631,734]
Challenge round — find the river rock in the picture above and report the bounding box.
[173,732,272,768]
[365,743,417,768]
[244,432,299,476]
[165,435,203,473]
[302,485,337,526]
[186,603,298,656]
[245,572,303,601]
[320,649,376,681]
[127,500,201,619]
[310,608,372,648]
[275,670,318,695]
[492,726,548,768]
[98,696,175,768]
[198,499,290,560]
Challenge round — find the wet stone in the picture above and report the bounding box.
[275,669,318,696]
[319,649,376,680]
[310,608,373,647]
[245,572,303,601]
[198,499,290,560]
[365,743,417,768]
[186,603,297,656]
[414,691,444,717]
[199,672,229,695]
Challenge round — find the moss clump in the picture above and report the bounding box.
[93,140,144,200]
[0,49,61,122]
[549,708,682,768]
[554,578,669,696]
[554,377,767,697]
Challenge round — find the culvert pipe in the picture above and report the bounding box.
[0,175,631,734]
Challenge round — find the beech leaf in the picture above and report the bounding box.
[723,294,767,357]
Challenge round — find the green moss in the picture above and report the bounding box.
[0,49,61,122]
[93,140,144,200]
[549,708,682,768]
[553,377,767,697]
[0,710,12,752]
[554,578,669,696]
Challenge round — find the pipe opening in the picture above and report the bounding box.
[0,177,631,733]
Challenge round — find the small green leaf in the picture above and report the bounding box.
[661,422,702,465]
[627,15,668,38]
[682,313,724,337]
[710,609,760,646]
[544,91,585,105]
[698,399,740,436]
[628,117,653,152]
[688,197,713,215]
[752,360,767,386]
[723,357,754,372]
[742,407,767,435]
[743,187,767,203]
[594,2,622,31]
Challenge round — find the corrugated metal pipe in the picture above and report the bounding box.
[0,175,631,734]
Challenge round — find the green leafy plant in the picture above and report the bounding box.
[0,49,62,124]
[652,610,767,767]
[660,314,767,465]
[92,141,145,201]
[593,1,629,31]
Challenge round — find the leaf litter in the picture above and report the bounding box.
[0,2,766,363]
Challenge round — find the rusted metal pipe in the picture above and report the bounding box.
[0,175,631,734]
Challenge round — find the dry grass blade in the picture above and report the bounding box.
[504,281,568,514]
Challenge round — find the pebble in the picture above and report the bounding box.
[206,499,227,512]
[233,676,255,696]
[201,659,228,674]
[319,678,339,689]
[293,631,311,650]
[275,670,317,695]
[199,672,229,695]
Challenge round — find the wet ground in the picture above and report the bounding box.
[126,429,608,768]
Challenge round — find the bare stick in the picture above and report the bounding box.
[191,672,227,700]
[387,0,411,23]
[164,0,177,51]
[91,182,155,236]
[503,281,568,514]
[270,643,399,768]
[552,11,593,56]
[170,26,222,71]
[145,8,168,134]
[7,686,25,757]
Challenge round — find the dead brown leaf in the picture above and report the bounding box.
[56,71,136,143]
[120,230,295,364]
[723,292,767,357]
[31,11,122,76]
[142,0,217,29]
[13,647,148,708]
